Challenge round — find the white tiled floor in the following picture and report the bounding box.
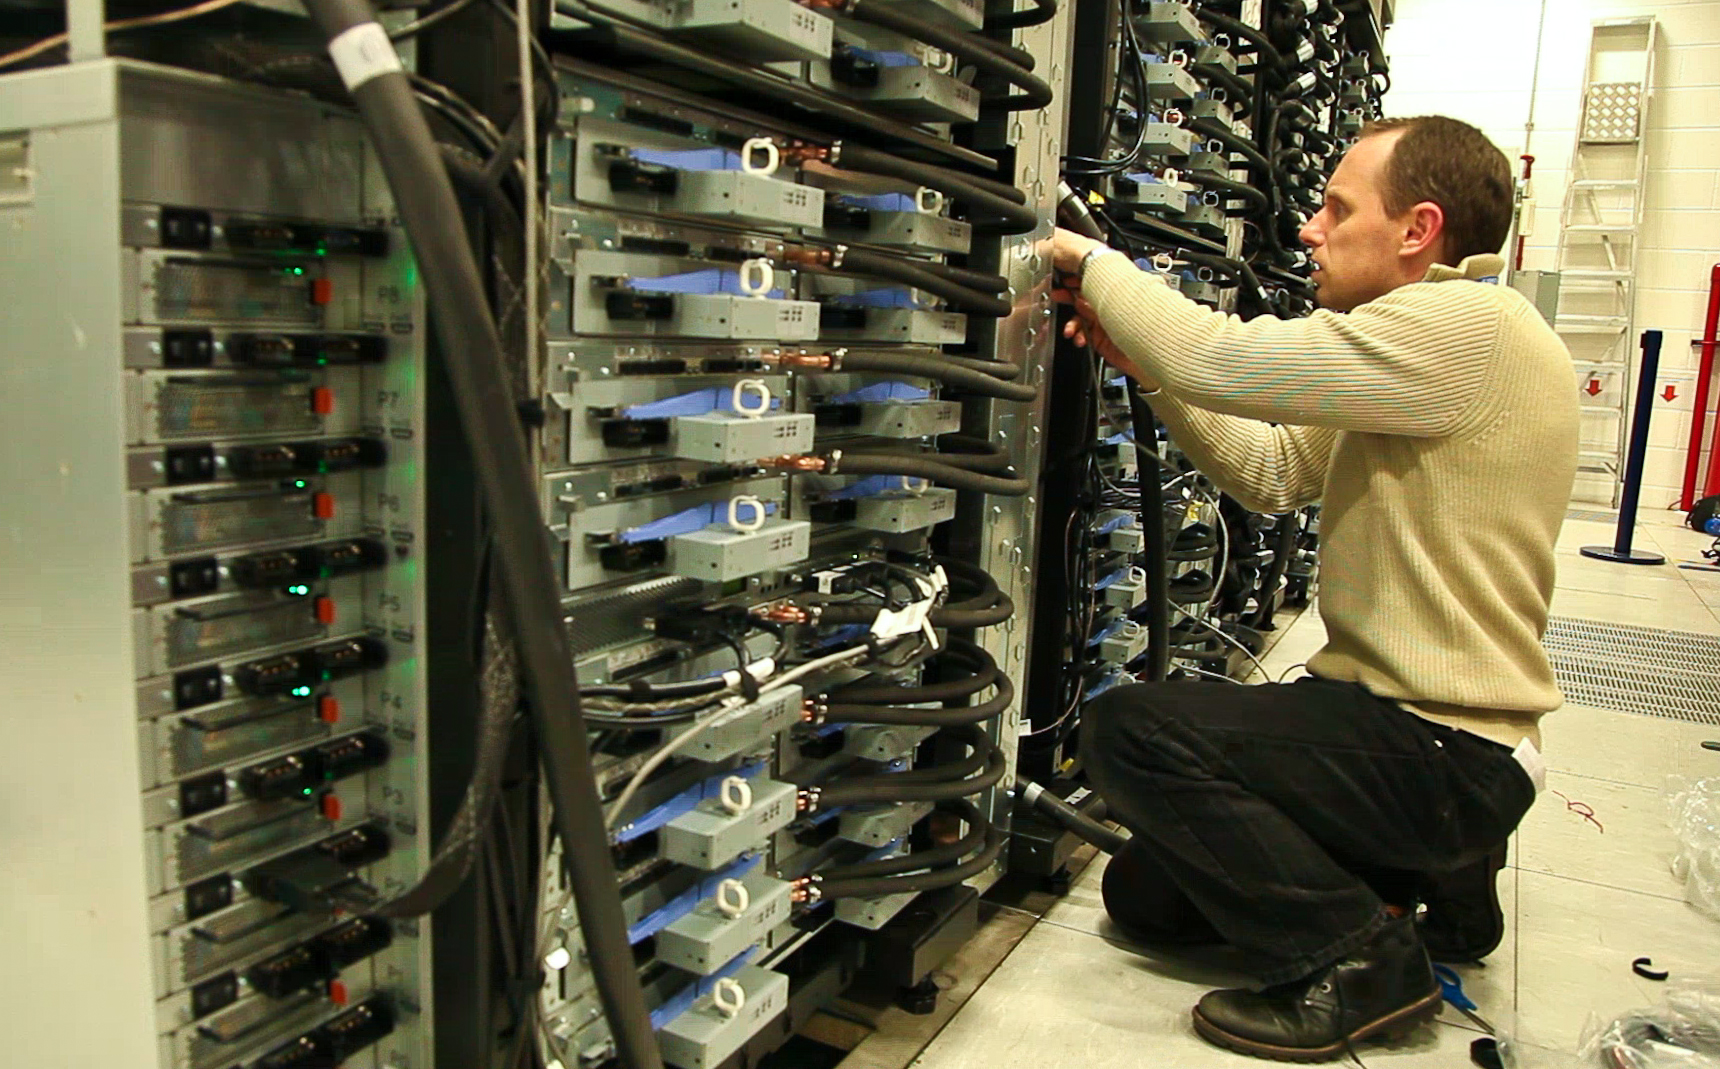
[908,509,1720,1069]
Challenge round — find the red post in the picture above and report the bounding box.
[1691,264,1720,505]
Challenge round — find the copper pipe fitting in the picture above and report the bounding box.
[780,140,833,165]
[757,454,829,473]
[781,245,833,269]
[759,349,839,370]
[756,604,814,624]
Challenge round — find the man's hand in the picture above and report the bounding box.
[1051,226,1106,276]
[1051,279,1162,391]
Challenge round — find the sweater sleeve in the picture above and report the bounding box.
[1148,394,1338,514]
[1081,251,1503,437]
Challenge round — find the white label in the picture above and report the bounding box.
[328,23,404,93]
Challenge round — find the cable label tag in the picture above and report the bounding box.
[328,23,404,93]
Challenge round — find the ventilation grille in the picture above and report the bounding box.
[1582,82,1643,142]
[1545,616,1720,725]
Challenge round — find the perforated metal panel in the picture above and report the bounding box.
[1565,509,1618,524]
[1581,82,1643,143]
[1545,617,1720,725]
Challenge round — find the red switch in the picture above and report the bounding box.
[315,596,337,625]
[318,695,342,724]
[314,492,335,519]
[312,387,335,415]
[328,979,349,1006]
[310,278,333,306]
[322,794,343,821]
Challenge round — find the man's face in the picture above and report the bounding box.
[1298,132,1417,312]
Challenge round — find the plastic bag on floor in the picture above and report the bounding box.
[1665,777,1720,921]
[1578,982,1720,1068]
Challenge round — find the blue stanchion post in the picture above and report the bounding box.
[1583,329,1669,565]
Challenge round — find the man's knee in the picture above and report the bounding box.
[1078,682,1177,784]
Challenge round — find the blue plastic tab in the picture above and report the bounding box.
[845,46,922,68]
[829,381,930,405]
[827,287,932,310]
[629,267,785,300]
[1093,512,1135,537]
[631,147,747,173]
[621,385,782,421]
[615,761,768,843]
[833,192,923,212]
[617,499,777,544]
[825,475,922,501]
[1095,567,1129,591]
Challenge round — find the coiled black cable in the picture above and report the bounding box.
[836,351,1038,402]
[814,724,1006,807]
[837,0,1054,110]
[828,143,1037,234]
[833,451,1031,496]
[812,819,1004,899]
[825,246,1012,316]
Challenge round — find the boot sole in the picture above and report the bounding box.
[1192,989,1443,1063]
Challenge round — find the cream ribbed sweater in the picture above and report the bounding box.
[1082,251,1579,749]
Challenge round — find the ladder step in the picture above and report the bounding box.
[1572,360,1627,372]
[1564,224,1637,235]
[1569,179,1639,189]
[1577,450,1620,461]
[1558,315,1630,333]
[1580,404,1624,414]
[1559,269,1633,281]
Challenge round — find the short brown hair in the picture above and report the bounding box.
[1360,116,1513,264]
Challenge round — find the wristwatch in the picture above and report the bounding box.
[1078,244,1116,281]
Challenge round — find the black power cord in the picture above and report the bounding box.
[295,4,662,1067]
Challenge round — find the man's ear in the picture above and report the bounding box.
[1401,201,1446,263]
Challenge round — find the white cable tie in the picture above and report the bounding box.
[327,23,403,93]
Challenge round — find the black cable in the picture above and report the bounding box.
[832,451,1032,496]
[1194,7,1287,70]
[830,636,999,703]
[835,351,1038,402]
[818,800,989,880]
[1129,387,1170,682]
[1191,171,1270,215]
[388,0,485,39]
[984,0,1056,29]
[811,820,1004,899]
[821,246,1012,317]
[814,726,1006,807]
[824,668,1011,726]
[823,142,1037,234]
[295,5,661,1068]
[1189,61,1255,119]
[1016,775,1129,853]
[835,0,1054,110]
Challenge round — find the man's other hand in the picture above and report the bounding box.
[1050,284,1160,391]
[1051,226,1106,275]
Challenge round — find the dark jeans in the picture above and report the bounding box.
[1079,676,1537,984]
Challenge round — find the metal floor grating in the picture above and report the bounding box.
[1565,509,1619,524]
[1544,616,1720,725]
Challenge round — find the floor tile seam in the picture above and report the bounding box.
[1514,867,1690,904]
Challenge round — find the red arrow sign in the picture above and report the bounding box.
[1586,379,1603,396]
[1663,384,1679,401]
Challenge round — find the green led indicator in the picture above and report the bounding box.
[286,584,311,596]
[292,479,309,490]
[291,266,305,276]
[291,685,313,698]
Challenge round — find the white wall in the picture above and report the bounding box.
[1387,0,1720,511]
